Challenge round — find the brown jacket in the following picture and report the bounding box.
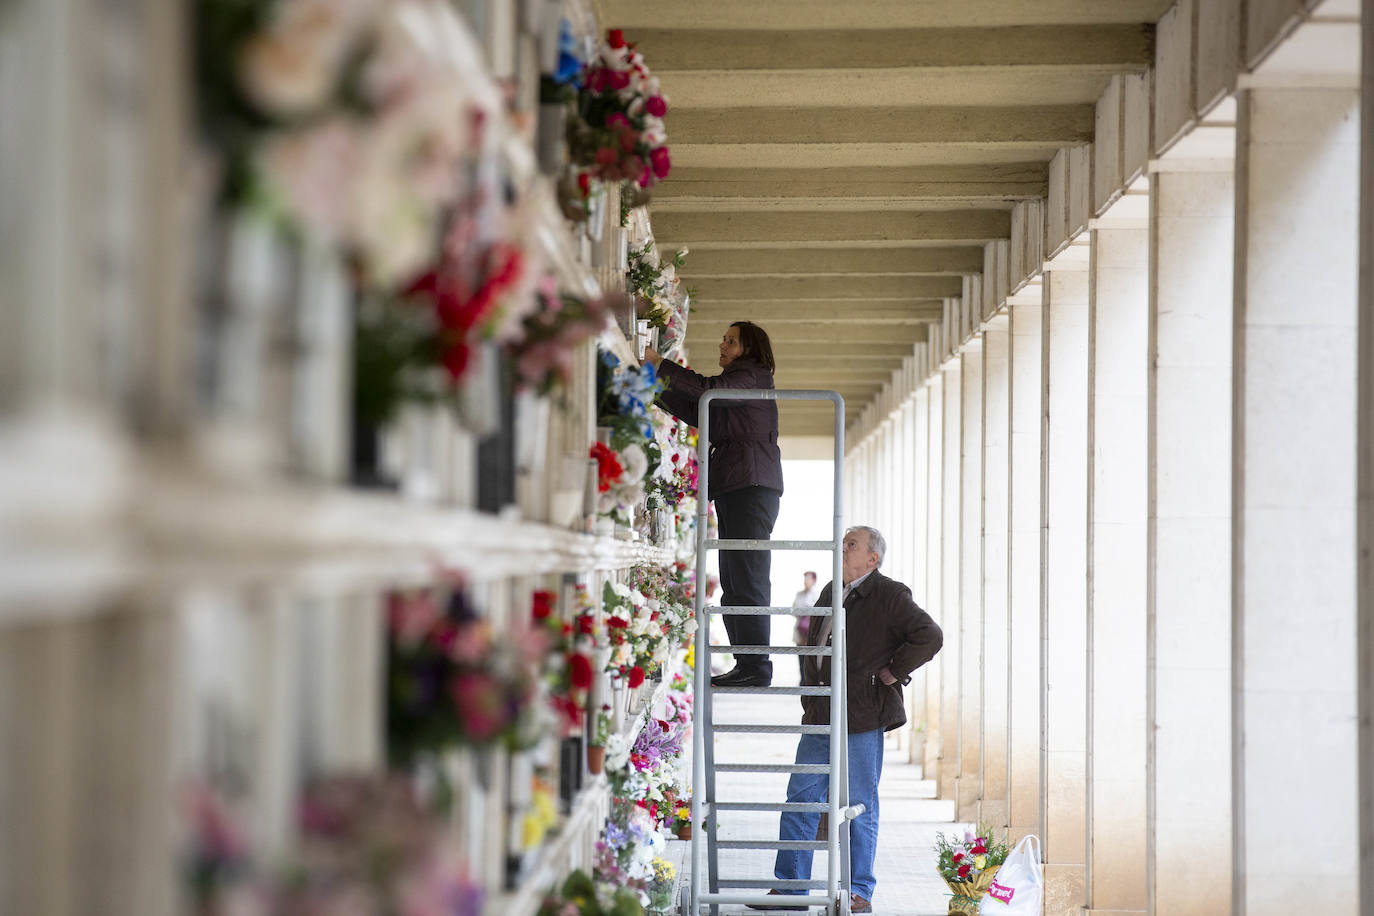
[656,358,784,500]
[801,570,943,734]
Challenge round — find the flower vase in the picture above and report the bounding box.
[675,822,691,841]
[942,867,1000,915]
[587,744,605,775]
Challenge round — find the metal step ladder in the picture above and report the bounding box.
[683,389,861,916]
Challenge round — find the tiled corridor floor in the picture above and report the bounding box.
[669,668,958,915]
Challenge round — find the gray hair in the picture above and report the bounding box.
[846,526,886,567]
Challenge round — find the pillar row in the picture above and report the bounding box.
[1086,222,1149,915]
[1041,268,1091,916]
[1007,291,1042,845]
[940,361,962,802]
[957,346,984,820]
[1147,164,1234,916]
[980,322,1011,830]
[1233,86,1361,911]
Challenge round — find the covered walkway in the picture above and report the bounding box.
[3,0,1374,914]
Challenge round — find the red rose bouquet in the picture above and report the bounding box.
[568,29,672,204]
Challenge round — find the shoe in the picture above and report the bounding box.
[710,667,772,688]
[744,889,808,911]
[850,892,872,913]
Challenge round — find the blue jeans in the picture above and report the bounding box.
[774,729,884,900]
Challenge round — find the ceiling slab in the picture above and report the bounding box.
[633,26,1152,72]
[655,68,1149,110]
[684,247,986,276]
[598,0,1175,423]
[690,304,945,324]
[673,143,1066,170]
[597,0,1173,30]
[691,276,963,300]
[670,106,1094,146]
[655,210,1011,247]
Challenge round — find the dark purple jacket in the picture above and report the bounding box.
[656,357,784,501]
[800,570,943,734]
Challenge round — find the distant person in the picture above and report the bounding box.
[791,571,821,678]
[642,321,783,687]
[752,526,943,915]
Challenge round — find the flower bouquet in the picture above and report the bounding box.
[645,857,677,914]
[935,826,1011,915]
[626,241,688,331]
[566,29,672,207]
[538,867,644,916]
[670,798,692,840]
[385,585,540,767]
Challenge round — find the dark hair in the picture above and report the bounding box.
[730,321,776,372]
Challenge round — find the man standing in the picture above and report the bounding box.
[754,526,942,914]
[790,571,821,679]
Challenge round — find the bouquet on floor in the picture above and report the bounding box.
[935,825,1011,915]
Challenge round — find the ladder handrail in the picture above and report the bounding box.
[690,388,846,916]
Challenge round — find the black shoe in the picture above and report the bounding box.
[710,667,772,688]
[745,889,808,910]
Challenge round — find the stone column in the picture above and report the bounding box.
[940,361,962,801]
[925,373,946,783]
[1147,164,1234,916]
[909,390,931,766]
[1041,268,1090,916]
[1360,6,1374,902]
[1086,223,1149,914]
[958,343,984,820]
[980,322,1011,829]
[1233,87,1360,911]
[1006,288,1042,844]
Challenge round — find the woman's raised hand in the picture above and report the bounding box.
[640,346,663,370]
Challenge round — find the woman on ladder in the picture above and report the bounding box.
[641,321,782,687]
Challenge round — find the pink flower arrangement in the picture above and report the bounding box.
[568,29,672,201]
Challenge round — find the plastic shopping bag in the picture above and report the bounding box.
[978,835,1042,915]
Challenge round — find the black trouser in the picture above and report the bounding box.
[714,485,781,677]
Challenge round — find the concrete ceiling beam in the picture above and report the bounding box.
[684,247,986,276]
[650,165,1048,209]
[669,106,1094,146]
[599,1,1173,30]
[696,342,914,358]
[632,25,1153,71]
[655,210,1012,247]
[687,325,927,346]
[689,305,945,324]
[690,276,963,300]
[774,369,898,382]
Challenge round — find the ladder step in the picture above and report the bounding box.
[705,605,832,616]
[705,538,836,551]
[714,802,830,813]
[716,763,831,774]
[717,839,828,851]
[712,724,832,735]
[698,892,828,908]
[712,645,832,655]
[714,685,831,696]
[717,879,830,891]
